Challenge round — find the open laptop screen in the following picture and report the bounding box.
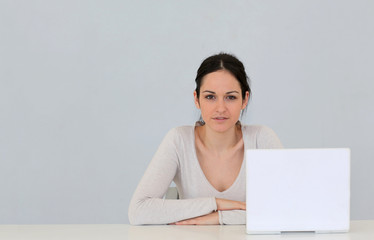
[246,148,350,234]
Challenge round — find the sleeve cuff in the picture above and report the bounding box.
[218,211,224,225]
[212,197,217,211]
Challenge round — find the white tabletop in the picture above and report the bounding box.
[0,220,373,240]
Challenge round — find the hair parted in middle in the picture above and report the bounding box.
[194,53,251,108]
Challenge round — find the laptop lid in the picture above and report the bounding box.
[246,148,350,234]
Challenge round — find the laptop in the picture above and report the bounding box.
[246,148,350,234]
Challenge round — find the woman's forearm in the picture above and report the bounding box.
[215,198,246,211]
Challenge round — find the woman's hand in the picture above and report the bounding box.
[173,211,219,225]
[170,198,245,225]
[215,198,246,211]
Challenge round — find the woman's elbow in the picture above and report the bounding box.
[128,203,143,225]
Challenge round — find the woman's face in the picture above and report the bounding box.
[194,70,249,133]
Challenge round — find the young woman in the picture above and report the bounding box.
[128,53,283,225]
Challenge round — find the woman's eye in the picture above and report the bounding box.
[205,95,215,100]
[227,95,237,100]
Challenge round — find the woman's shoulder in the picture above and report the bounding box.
[155,125,195,154]
[162,125,194,143]
[241,124,283,149]
[241,124,275,136]
[167,125,194,136]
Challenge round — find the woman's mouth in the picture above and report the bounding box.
[213,117,228,122]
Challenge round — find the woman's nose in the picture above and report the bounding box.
[216,99,226,112]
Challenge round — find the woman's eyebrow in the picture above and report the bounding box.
[202,90,239,94]
[202,90,216,94]
[226,91,240,94]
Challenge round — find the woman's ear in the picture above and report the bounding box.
[193,91,200,109]
[242,91,249,110]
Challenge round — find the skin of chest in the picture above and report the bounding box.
[195,141,244,192]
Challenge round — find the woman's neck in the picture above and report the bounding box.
[197,124,242,154]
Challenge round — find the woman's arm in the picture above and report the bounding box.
[128,128,218,225]
[216,198,246,210]
[218,210,246,225]
[174,198,246,225]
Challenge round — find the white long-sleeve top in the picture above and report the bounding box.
[128,124,283,225]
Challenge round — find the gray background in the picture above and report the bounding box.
[1,0,373,224]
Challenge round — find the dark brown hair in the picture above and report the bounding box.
[195,53,251,106]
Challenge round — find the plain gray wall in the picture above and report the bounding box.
[0,0,373,224]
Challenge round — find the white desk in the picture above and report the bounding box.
[0,220,373,240]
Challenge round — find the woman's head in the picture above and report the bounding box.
[193,53,251,132]
[194,53,251,103]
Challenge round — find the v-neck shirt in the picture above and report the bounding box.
[128,124,283,225]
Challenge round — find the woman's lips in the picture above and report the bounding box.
[212,117,228,122]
